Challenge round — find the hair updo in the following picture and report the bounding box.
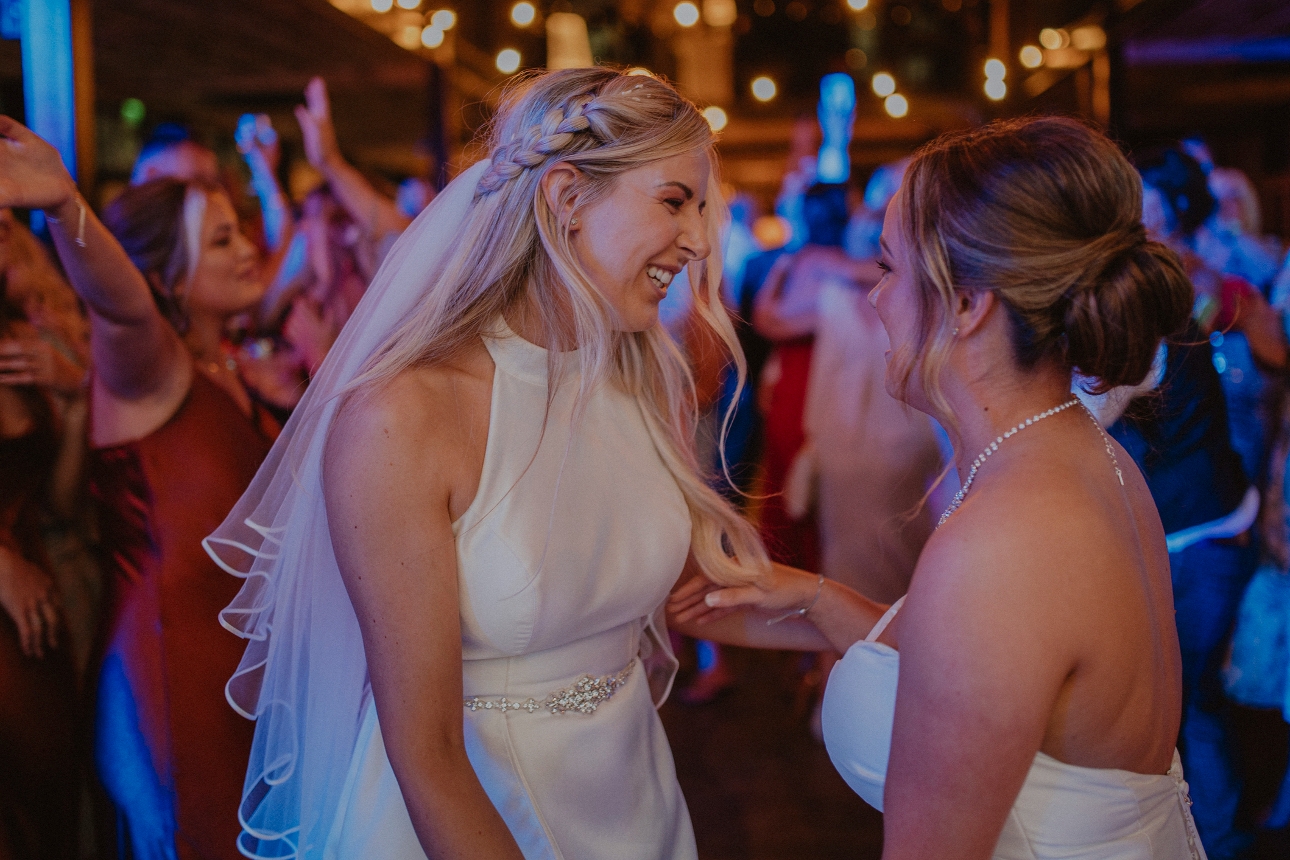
[895,116,1193,412]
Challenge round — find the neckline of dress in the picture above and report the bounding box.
[484,317,581,386]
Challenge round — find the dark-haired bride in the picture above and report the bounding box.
[673,117,1209,859]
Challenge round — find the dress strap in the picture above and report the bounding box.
[865,595,907,643]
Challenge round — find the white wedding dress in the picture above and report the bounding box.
[324,323,698,859]
[822,598,1208,860]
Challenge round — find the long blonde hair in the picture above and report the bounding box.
[356,67,768,586]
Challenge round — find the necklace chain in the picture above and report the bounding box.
[937,398,1124,529]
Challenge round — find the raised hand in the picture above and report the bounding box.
[0,117,77,214]
[295,77,341,173]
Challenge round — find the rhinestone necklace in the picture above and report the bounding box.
[937,397,1081,529]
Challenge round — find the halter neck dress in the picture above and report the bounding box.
[325,324,697,859]
[822,598,1208,859]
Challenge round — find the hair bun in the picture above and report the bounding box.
[1063,236,1192,391]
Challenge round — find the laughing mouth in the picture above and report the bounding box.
[647,265,675,291]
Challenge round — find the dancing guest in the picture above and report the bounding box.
[0,119,278,860]
[0,287,78,860]
[203,68,770,859]
[673,117,1206,857]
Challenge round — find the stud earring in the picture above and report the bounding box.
[953,327,960,336]
[571,217,579,226]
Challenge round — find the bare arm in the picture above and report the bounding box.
[668,558,883,653]
[296,78,410,243]
[752,255,810,341]
[0,117,188,403]
[323,372,523,860]
[880,520,1071,860]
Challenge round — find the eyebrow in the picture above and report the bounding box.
[657,181,695,200]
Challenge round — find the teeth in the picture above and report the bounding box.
[646,266,674,288]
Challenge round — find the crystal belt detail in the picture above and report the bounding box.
[464,660,635,715]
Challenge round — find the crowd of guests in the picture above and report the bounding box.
[0,77,428,860]
[3,71,1290,860]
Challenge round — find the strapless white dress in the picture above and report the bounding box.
[323,326,697,859]
[822,598,1208,859]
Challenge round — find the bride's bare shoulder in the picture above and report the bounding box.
[327,339,494,466]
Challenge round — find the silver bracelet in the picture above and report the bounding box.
[766,573,826,626]
[44,196,87,247]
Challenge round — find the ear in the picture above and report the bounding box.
[539,162,582,230]
[952,288,995,338]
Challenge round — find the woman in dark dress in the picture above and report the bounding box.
[0,117,276,860]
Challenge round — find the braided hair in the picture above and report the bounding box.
[359,68,770,588]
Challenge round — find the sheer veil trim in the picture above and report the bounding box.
[203,160,492,859]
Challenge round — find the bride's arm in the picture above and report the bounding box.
[880,513,1070,860]
[667,557,885,654]
[323,371,524,860]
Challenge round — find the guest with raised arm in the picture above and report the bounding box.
[0,115,276,860]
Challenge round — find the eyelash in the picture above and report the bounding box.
[665,198,684,210]
[875,258,892,273]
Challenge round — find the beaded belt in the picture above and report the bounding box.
[463,659,635,716]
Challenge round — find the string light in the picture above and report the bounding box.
[371,0,394,11]
[673,2,700,26]
[429,9,456,29]
[1019,45,1043,68]
[884,93,908,118]
[510,2,536,26]
[985,78,1006,100]
[871,72,896,97]
[751,76,777,101]
[702,106,729,131]
[421,25,444,47]
[846,0,869,9]
[496,48,521,74]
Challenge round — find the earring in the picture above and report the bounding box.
[570,217,579,226]
[953,327,960,336]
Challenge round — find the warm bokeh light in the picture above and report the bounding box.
[626,67,654,76]
[1019,45,1043,68]
[751,76,777,101]
[421,25,444,47]
[1071,25,1107,51]
[496,48,522,74]
[871,72,896,97]
[703,0,737,27]
[510,2,536,26]
[430,9,456,30]
[985,78,1007,100]
[396,24,422,48]
[396,0,419,8]
[752,215,792,250]
[371,0,394,11]
[702,106,729,131]
[884,93,908,117]
[845,0,869,9]
[984,58,1006,80]
[1039,28,1068,50]
[673,2,700,27]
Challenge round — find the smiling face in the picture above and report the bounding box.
[869,191,932,410]
[183,191,265,320]
[568,150,713,331]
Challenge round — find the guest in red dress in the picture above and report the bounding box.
[0,118,277,860]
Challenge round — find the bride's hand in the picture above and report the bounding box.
[669,563,823,625]
[0,117,78,215]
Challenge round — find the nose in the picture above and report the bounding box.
[235,231,260,262]
[678,209,711,262]
[867,283,881,308]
